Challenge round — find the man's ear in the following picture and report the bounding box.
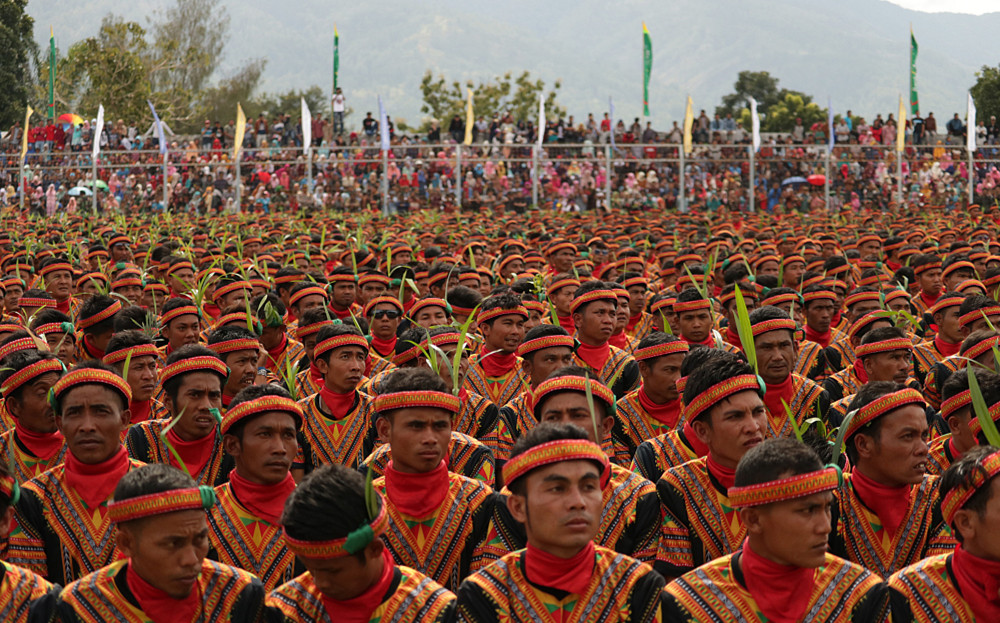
[507,492,527,524]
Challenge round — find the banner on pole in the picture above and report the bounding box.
[609,96,615,150]
[147,100,167,156]
[49,27,56,122]
[234,103,246,160]
[463,88,474,145]
[967,93,977,153]
[301,97,312,154]
[896,95,906,153]
[537,93,545,148]
[642,23,652,116]
[378,95,390,151]
[333,24,339,92]
[909,28,919,116]
[21,106,33,163]
[92,104,104,161]
[683,96,693,155]
[749,97,760,152]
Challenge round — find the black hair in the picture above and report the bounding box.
[446,285,483,312]
[748,305,793,327]
[844,381,906,464]
[507,422,593,497]
[113,306,158,333]
[941,367,1000,406]
[519,324,572,363]
[940,445,1000,542]
[733,438,823,488]
[571,280,617,315]
[29,308,71,329]
[77,295,121,336]
[250,293,287,322]
[722,263,751,285]
[207,326,260,365]
[683,352,758,423]
[396,326,428,360]
[275,266,306,295]
[959,294,996,318]
[475,293,524,328]
[0,350,60,400]
[112,464,197,527]
[675,287,708,305]
[754,274,779,290]
[162,345,225,406]
[225,384,300,440]
[298,307,333,329]
[679,345,734,377]
[313,323,364,364]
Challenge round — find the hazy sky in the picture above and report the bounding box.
[889,0,997,14]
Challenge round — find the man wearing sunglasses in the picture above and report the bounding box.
[365,296,404,363]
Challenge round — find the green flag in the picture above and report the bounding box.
[909,28,919,116]
[642,22,652,116]
[49,26,56,122]
[333,25,339,91]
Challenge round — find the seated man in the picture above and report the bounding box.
[0,350,67,483]
[664,438,888,621]
[103,331,169,427]
[56,463,265,621]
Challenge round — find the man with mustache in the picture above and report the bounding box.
[456,422,665,622]
[103,331,169,428]
[665,438,889,621]
[208,326,263,409]
[657,352,767,579]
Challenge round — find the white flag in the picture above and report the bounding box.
[967,93,977,153]
[377,95,390,151]
[92,104,104,160]
[749,97,760,152]
[301,97,312,156]
[537,93,545,148]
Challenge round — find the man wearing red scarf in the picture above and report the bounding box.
[911,254,943,315]
[286,281,329,330]
[475,372,662,573]
[801,285,838,349]
[269,464,456,622]
[74,295,123,362]
[8,364,143,586]
[208,326,263,409]
[823,287,884,373]
[38,258,79,319]
[500,326,575,444]
[457,421,665,622]
[372,368,493,590]
[125,346,234,487]
[620,273,656,341]
[607,288,637,352]
[294,324,376,475]
[825,326,916,422]
[658,352,766,579]
[665,438,888,621]
[890,446,1000,622]
[0,350,67,483]
[253,294,306,375]
[208,386,302,591]
[545,274,579,336]
[464,294,528,408]
[614,333,688,463]
[290,309,336,398]
[328,268,361,321]
[569,281,640,400]
[57,463,265,622]
[748,307,828,438]
[925,369,996,476]
[104,332,169,428]
[913,293,967,378]
[156,298,203,362]
[363,295,402,376]
[829,384,955,578]
[718,282,758,350]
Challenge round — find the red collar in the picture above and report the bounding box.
[853,358,869,384]
[556,315,575,334]
[637,386,681,428]
[229,470,295,525]
[725,326,743,349]
[165,428,216,477]
[319,387,355,420]
[370,335,396,359]
[266,334,288,361]
[741,539,815,623]
[129,399,153,425]
[575,341,611,371]
[935,335,961,358]
[920,290,940,308]
[851,469,911,537]
[384,460,449,518]
[952,546,1000,622]
[64,445,129,508]
[608,331,630,350]
[524,541,595,595]
[707,454,736,491]
[479,348,518,378]
[681,420,709,457]
[626,313,644,332]
[682,334,715,348]
[56,297,72,315]
[320,549,395,623]
[803,325,832,348]
[762,376,795,421]
[331,306,353,320]
[126,561,201,623]
[83,334,106,359]
[14,422,64,460]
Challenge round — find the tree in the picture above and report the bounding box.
[419,70,564,130]
[716,70,781,119]
[971,64,1000,126]
[738,91,827,133]
[246,85,325,121]
[0,0,38,130]
[199,58,266,125]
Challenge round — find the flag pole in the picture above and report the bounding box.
[532,145,539,209]
[748,145,755,213]
[163,152,168,211]
[381,149,388,216]
[605,144,611,212]
[455,144,462,208]
[235,150,242,214]
[91,156,97,213]
[679,147,686,213]
[824,148,831,213]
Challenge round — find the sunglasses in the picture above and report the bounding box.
[371,310,401,320]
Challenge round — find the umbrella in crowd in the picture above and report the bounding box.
[66,186,92,197]
[57,113,85,126]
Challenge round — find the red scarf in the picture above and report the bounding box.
[725,326,743,349]
[165,429,216,478]
[319,387,355,420]
[556,315,576,335]
[64,445,130,508]
[741,539,815,623]
[682,420,709,457]
[886,260,902,273]
[309,363,325,385]
[331,307,353,320]
[320,548,395,623]
[524,541,595,595]
[15,422,64,460]
[626,313,643,333]
[763,376,795,422]
[384,460,449,518]
[681,334,715,348]
[935,335,961,358]
[129,399,152,425]
[608,331,630,350]
[804,325,832,348]
[83,334,106,359]
[575,341,610,372]
[221,393,234,409]
[265,334,288,368]
[637,386,681,428]
[707,454,736,491]
[202,302,221,321]
[853,358,869,384]
[126,561,201,623]
[370,335,396,359]
[952,546,1000,622]
[479,349,517,377]
[851,469,910,537]
[919,290,940,310]
[229,470,295,525]
[56,297,71,315]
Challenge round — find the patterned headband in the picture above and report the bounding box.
[160,356,229,385]
[848,311,892,340]
[1,358,64,398]
[522,300,545,313]
[103,343,160,366]
[651,297,676,314]
[802,291,837,303]
[76,272,108,288]
[289,286,328,307]
[855,338,913,359]
[210,338,261,356]
[969,403,1000,439]
[295,320,335,340]
[330,273,361,285]
[532,376,615,418]
[621,276,649,290]
[684,374,762,424]
[77,300,123,331]
[39,262,73,277]
[359,273,391,287]
[517,334,575,357]
[409,298,449,318]
[284,497,389,559]
[633,340,689,362]
[963,336,1000,362]
[957,280,987,294]
[719,289,759,306]
[781,255,806,267]
[546,242,576,256]
[761,292,800,307]
[314,334,369,359]
[18,297,56,309]
[502,439,611,489]
[166,262,195,276]
[214,313,259,330]
[111,277,143,290]
[373,390,461,415]
[214,281,253,301]
[844,291,882,308]
[843,388,925,440]
[941,450,1000,526]
[0,337,41,361]
[750,318,796,338]
[144,283,169,294]
[941,390,972,420]
[729,467,840,508]
[478,305,528,324]
[51,367,132,409]
[426,272,449,288]
[930,296,965,316]
[34,322,75,337]
[913,261,942,275]
[569,289,617,314]
[221,395,304,435]
[942,261,976,277]
[160,305,201,327]
[673,298,712,314]
[274,274,305,285]
[109,486,216,524]
[547,278,580,294]
[959,307,1000,329]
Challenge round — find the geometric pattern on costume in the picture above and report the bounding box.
[886,553,974,623]
[292,368,323,402]
[454,391,512,464]
[794,340,830,382]
[363,431,496,486]
[626,312,657,342]
[925,435,958,477]
[765,374,827,439]
[207,483,302,593]
[571,344,640,400]
[456,545,665,623]
[821,366,864,407]
[294,390,376,472]
[262,338,306,375]
[472,464,661,573]
[664,551,888,622]
[374,472,494,591]
[824,335,856,373]
[920,355,964,412]
[499,393,535,444]
[0,560,58,623]
[55,559,265,623]
[657,457,746,577]
[124,419,233,487]
[0,429,67,484]
[613,389,678,465]
[7,459,145,586]
[829,474,956,579]
[267,565,456,623]
[463,358,529,412]
[629,429,701,485]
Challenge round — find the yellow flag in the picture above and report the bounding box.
[683,96,694,155]
[463,88,474,145]
[233,103,246,160]
[896,94,905,153]
[20,106,33,162]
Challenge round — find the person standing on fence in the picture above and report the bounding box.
[332,88,345,135]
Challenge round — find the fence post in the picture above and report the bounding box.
[748,145,755,213]
[532,145,539,209]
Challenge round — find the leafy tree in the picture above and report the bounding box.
[738,91,827,133]
[716,70,781,118]
[0,0,39,129]
[970,64,1000,125]
[199,58,267,125]
[419,70,563,131]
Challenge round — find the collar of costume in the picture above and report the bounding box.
[319,387,356,420]
[524,541,596,596]
[109,484,216,523]
[0,358,64,398]
[851,468,910,537]
[229,470,295,525]
[160,356,229,386]
[103,343,159,366]
[707,454,736,490]
[843,388,924,441]
[942,449,1000,526]
[384,460,449,517]
[284,494,389,558]
[14,421,64,460]
[683,374,761,425]
[479,348,518,377]
[803,325,832,348]
[320,548,396,623]
[951,546,1000,622]
[222,395,303,435]
[637,386,681,427]
[729,467,839,507]
[369,335,396,358]
[373,390,460,416]
[65,445,130,508]
[126,562,201,623]
[503,438,610,489]
[575,340,611,371]
[934,335,961,358]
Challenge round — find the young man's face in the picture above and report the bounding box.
[375,407,451,473]
[743,489,834,569]
[691,390,767,467]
